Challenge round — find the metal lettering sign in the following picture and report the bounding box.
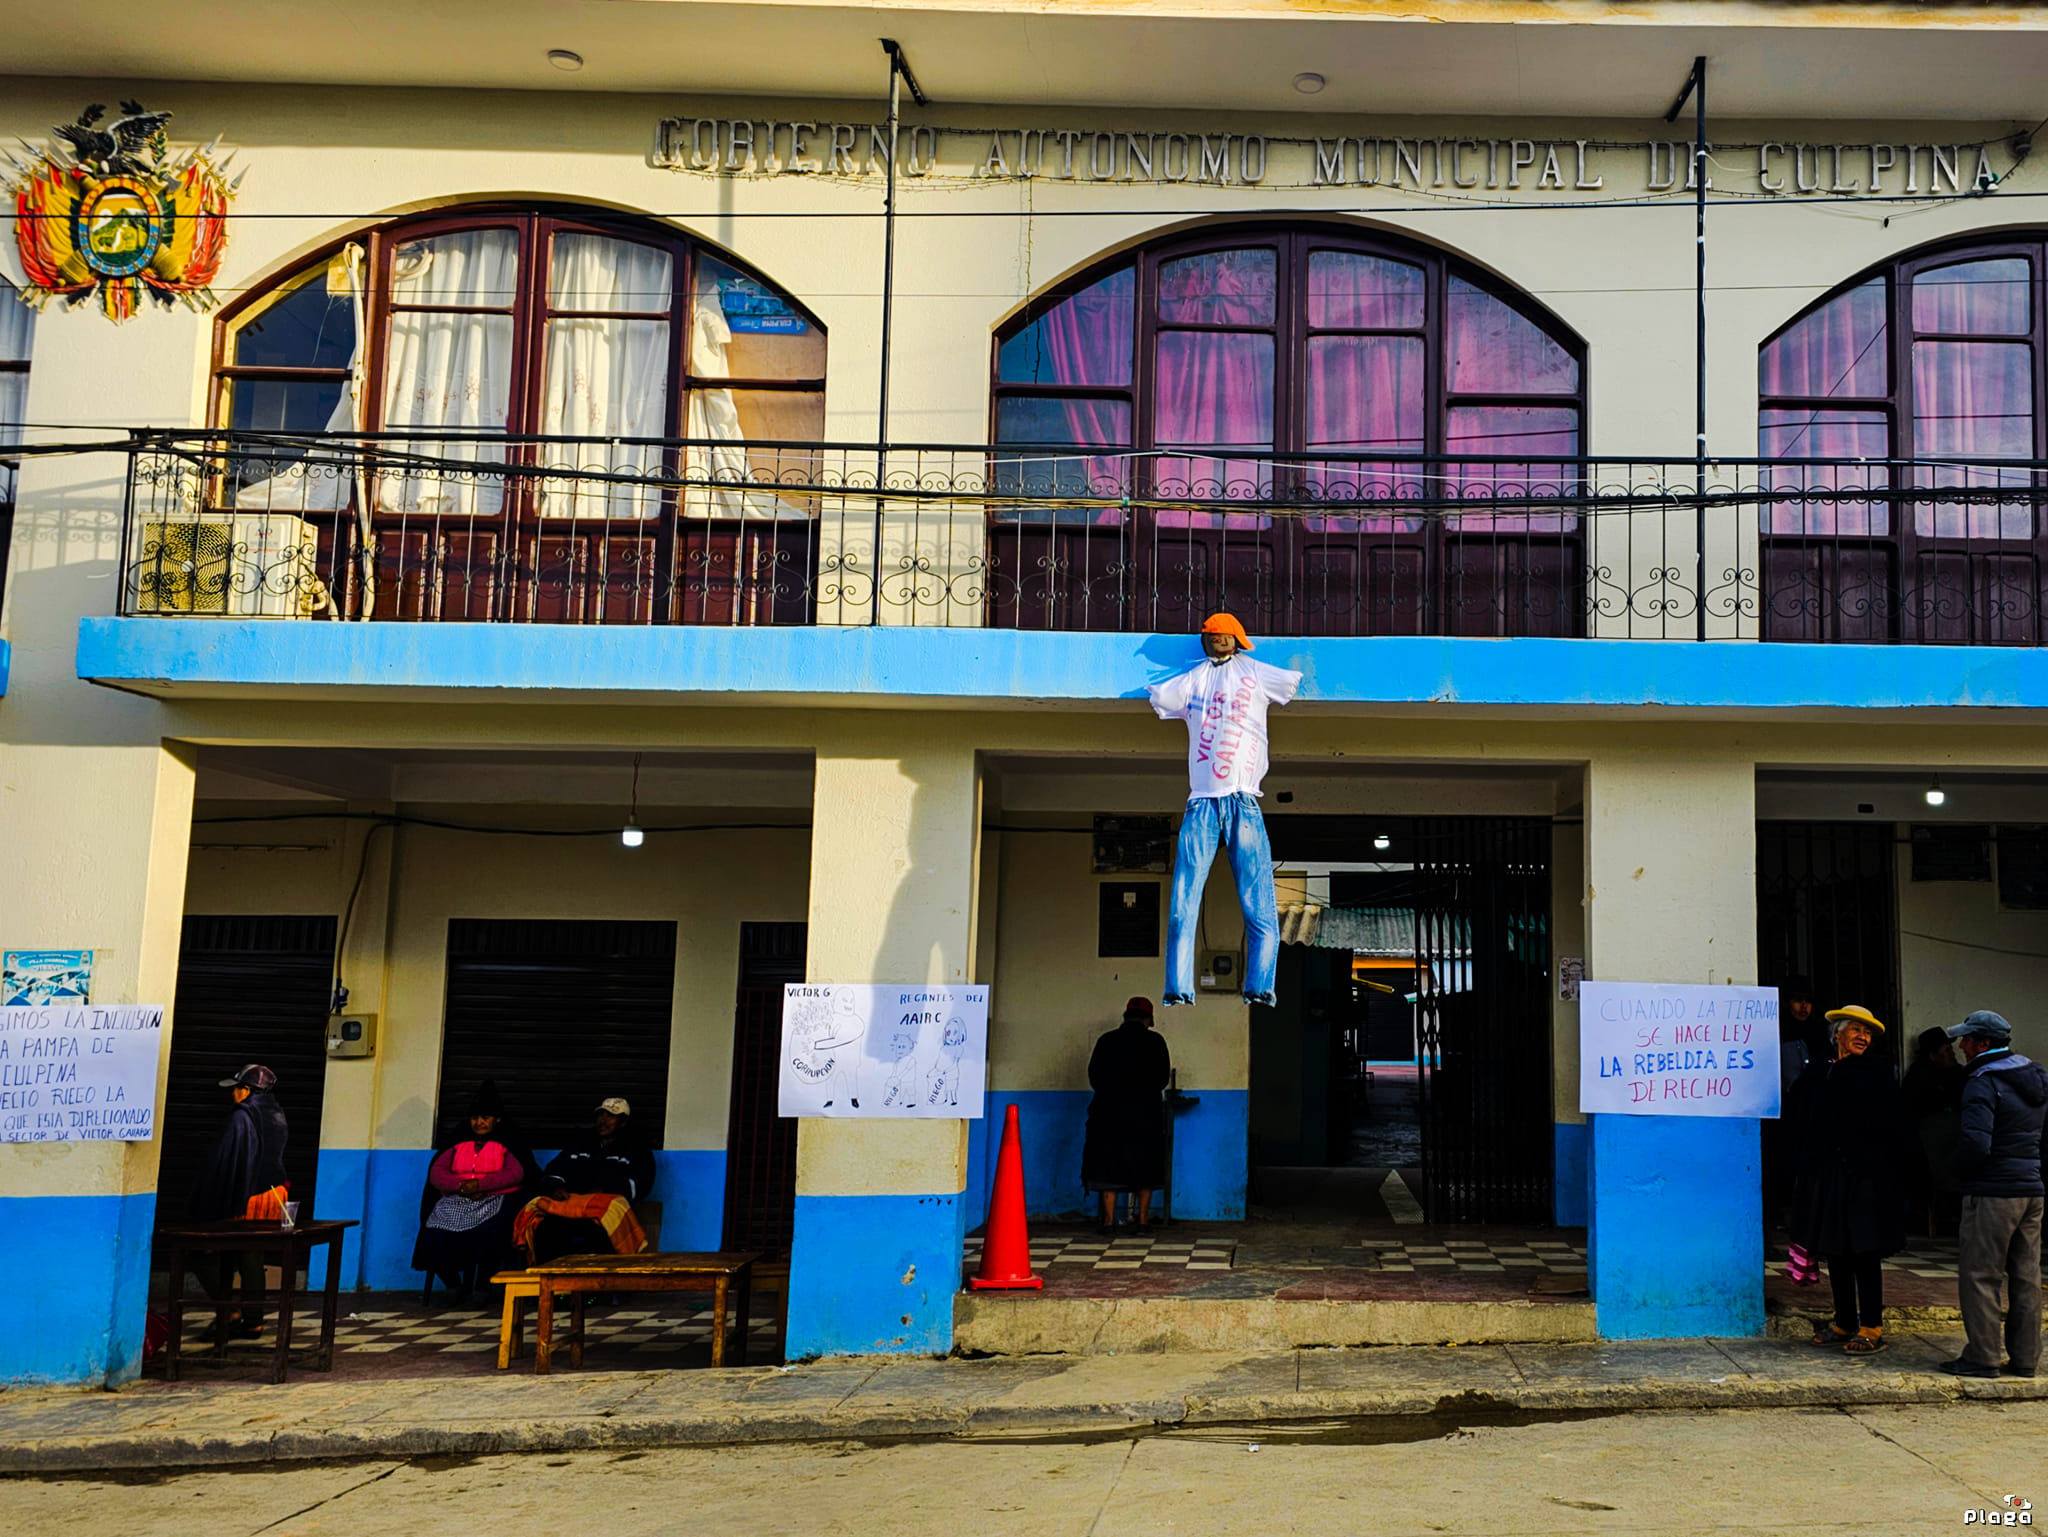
[654,117,2012,199]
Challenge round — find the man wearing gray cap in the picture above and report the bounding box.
[1938,1011,2045,1378]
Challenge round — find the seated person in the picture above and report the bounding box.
[516,1096,657,1263]
[411,1080,535,1303]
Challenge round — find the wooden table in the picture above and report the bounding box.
[525,1252,762,1373]
[157,1219,357,1384]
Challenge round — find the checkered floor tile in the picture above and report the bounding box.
[178,1304,778,1357]
[963,1234,1237,1271]
[1764,1240,1961,1280]
[1359,1238,1588,1274]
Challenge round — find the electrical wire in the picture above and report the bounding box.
[1900,929,2048,961]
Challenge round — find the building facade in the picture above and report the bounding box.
[6,1,2048,1384]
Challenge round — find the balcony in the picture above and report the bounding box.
[110,429,2048,646]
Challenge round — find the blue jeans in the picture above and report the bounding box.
[1164,792,1279,1007]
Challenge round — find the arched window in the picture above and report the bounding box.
[211,206,824,622]
[1760,236,2045,643]
[989,224,1584,635]
[0,280,32,620]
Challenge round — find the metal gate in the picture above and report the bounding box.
[1413,817,1554,1225]
[1756,822,1900,1064]
[720,922,807,1253]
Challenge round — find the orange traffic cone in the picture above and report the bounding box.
[969,1103,1043,1290]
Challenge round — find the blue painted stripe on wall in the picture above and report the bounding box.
[785,1191,964,1358]
[1553,1121,1591,1228]
[328,1146,729,1290]
[1589,1114,1763,1340]
[964,1089,1248,1230]
[77,619,2048,713]
[310,1147,369,1289]
[0,636,11,696]
[0,1191,155,1386]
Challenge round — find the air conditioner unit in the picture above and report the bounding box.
[131,514,318,618]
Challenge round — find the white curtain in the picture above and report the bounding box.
[0,282,35,504]
[378,230,518,518]
[686,270,808,520]
[539,234,671,520]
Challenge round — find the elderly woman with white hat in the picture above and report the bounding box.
[1791,1005,1911,1354]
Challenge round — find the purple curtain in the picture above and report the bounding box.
[1912,258,2028,337]
[1759,410,1889,535]
[1447,279,1577,394]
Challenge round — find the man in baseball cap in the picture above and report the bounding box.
[527,1094,657,1262]
[1938,1010,2045,1379]
[189,1063,289,1341]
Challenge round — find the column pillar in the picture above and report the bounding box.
[785,723,980,1357]
[0,742,196,1384]
[1584,750,1762,1339]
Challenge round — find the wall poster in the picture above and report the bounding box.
[778,983,989,1118]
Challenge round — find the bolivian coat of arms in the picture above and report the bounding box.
[8,101,235,322]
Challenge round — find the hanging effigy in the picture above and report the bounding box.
[1147,613,1301,1008]
[7,101,235,323]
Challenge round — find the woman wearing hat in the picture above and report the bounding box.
[412,1079,539,1304]
[1791,1005,1910,1353]
[1082,997,1172,1235]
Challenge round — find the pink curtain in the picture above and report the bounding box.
[1759,409,1889,535]
[997,268,1135,517]
[1912,339,2033,539]
[1911,258,2028,337]
[1307,252,1424,329]
[1760,280,1888,399]
[1447,279,1577,394]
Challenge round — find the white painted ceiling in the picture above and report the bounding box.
[8,1,2048,123]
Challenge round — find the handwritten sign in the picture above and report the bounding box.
[0,1005,164,1142]
[779,984,988,1119]
[1578,983,1781,1119]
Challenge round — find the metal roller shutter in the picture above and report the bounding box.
[436,918,677,1153]
[160,915,337,1222]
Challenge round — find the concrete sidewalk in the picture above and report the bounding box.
[3,1330,2044,1473]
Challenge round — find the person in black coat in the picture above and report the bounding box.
[1791,1005,1909,1354]
[1081,997,1171,1235]
[189,1063,291,1340]
[1900,1026,1966,1236]
[528,1096,657,1262]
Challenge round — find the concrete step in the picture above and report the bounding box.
[954,1293,1598,1353]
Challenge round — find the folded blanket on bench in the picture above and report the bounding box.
[513,1193,647,1258]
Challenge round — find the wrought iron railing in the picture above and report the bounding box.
[113,428,2048,643]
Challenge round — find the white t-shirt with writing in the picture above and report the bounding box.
[1147,655,1303,799]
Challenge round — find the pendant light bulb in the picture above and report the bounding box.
[1925,776,1946,808]
[1373,833,1392,851]
[621,750,645,846]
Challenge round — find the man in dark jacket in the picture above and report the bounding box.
[190,1064,291,1339]
[528,1097,657,1262]
[1939,1011,2045,1379]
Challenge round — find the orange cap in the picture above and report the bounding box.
[1200,612,1253,651]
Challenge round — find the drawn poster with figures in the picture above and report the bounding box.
[778,984,989,1118]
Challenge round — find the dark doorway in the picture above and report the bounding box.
[161,915,336,1220]
[721,922,807,1253]
[437,919,676,1152]
[1412,816,1554,1225]
[1757,821,1901,1066]
[1252,815,1553,1226]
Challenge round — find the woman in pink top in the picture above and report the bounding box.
[412,1080,534,1305]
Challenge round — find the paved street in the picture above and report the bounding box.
[5,1401,2043,1536]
